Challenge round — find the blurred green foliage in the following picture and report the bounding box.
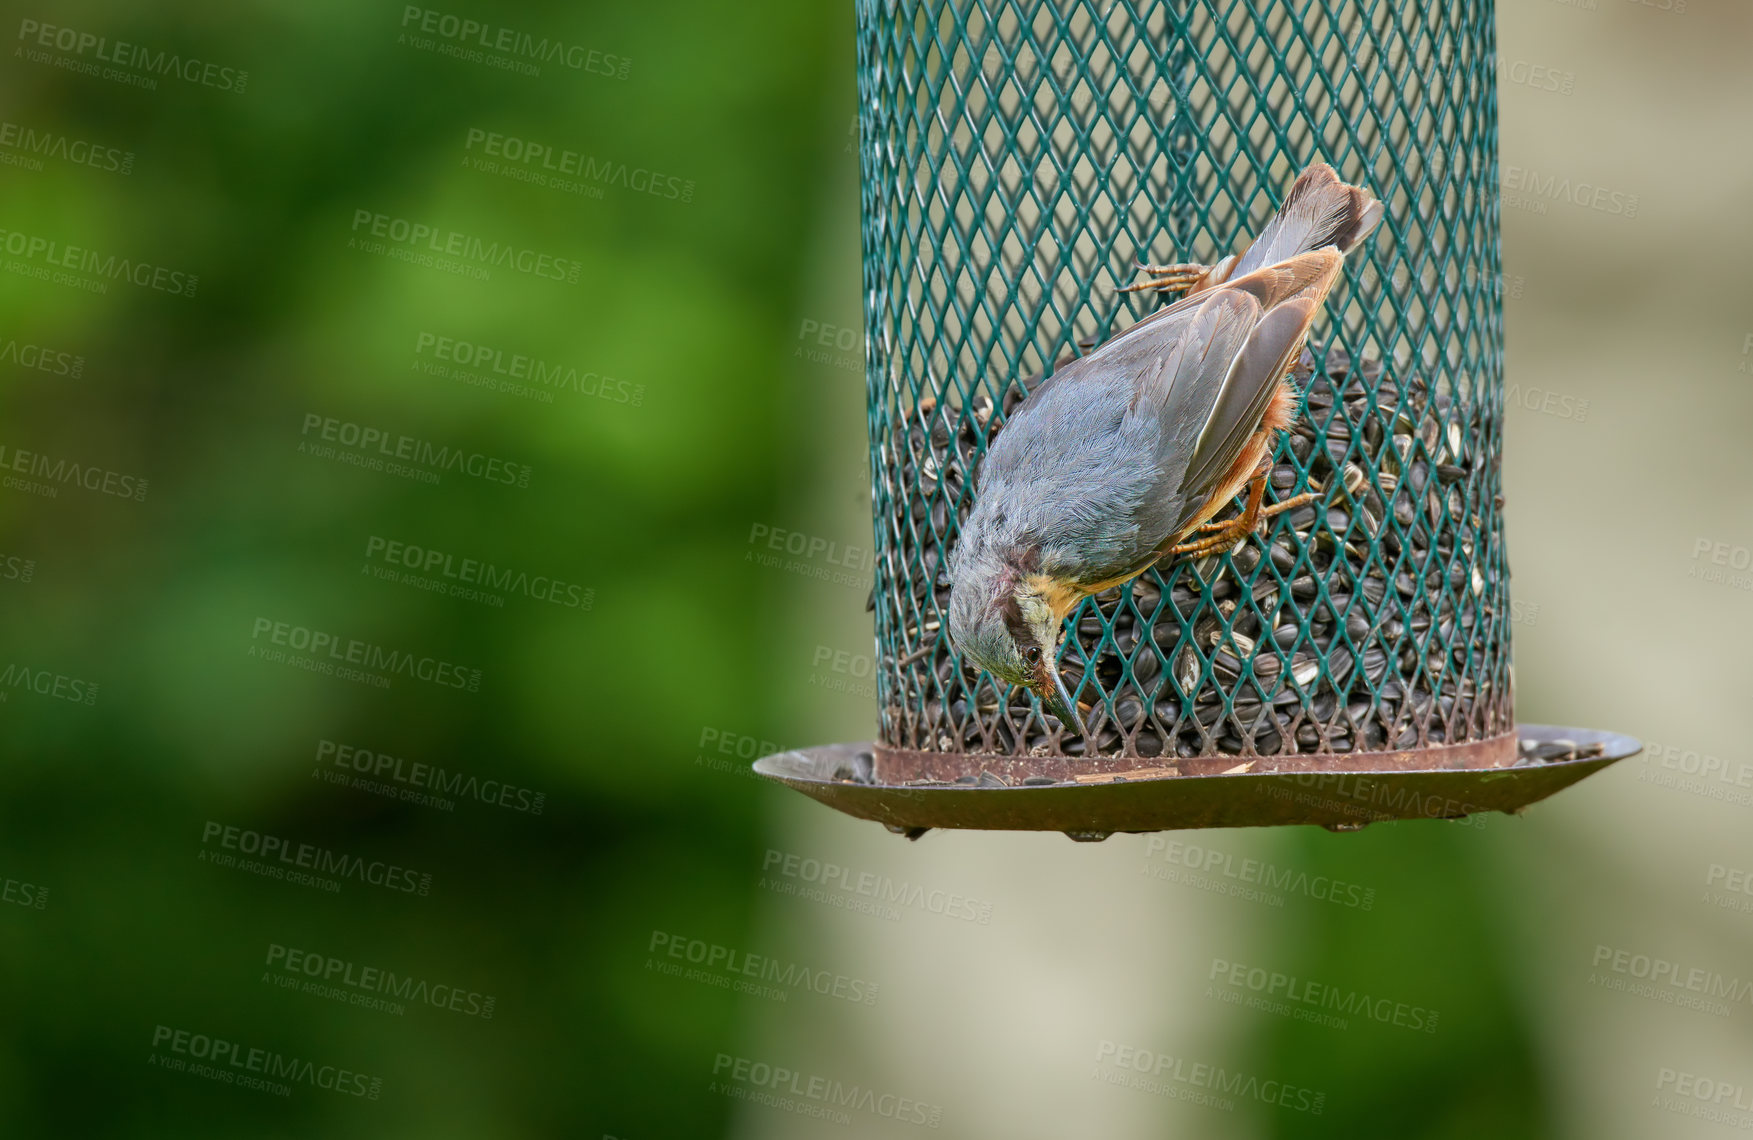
[0,1,849,1135]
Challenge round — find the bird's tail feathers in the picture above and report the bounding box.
[1228,163,1382,281]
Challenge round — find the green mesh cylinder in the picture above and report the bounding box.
[858,0,1511,760]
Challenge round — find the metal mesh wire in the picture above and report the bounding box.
[857,0,1512,759]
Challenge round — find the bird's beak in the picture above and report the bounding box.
[1033,660,1086,739]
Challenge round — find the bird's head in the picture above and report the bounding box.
[947,549,1086,738]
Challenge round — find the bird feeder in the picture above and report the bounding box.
[757,0,1638,836]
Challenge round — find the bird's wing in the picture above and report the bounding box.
[1003,205,1349,420]
[1130,248,1344,544]
[1000,294,1205,426]
[1176,251,1342,502]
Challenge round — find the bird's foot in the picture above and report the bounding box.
[1121,261,1211,296]
[1258,490,1320,523]
[1189,490,1321,535]
[1172,491,1324,560]
[1168,519,1252,561]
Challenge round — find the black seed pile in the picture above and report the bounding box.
[876,342,1514,760]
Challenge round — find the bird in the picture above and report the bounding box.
[945,162,1383,740]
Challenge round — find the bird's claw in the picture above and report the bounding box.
[1123,261,1210,296]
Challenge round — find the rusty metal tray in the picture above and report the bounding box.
[752,724,1637,839]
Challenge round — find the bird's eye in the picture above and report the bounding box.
[1023,645,1042,665]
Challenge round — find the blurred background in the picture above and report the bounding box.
[0,0,1750,1137]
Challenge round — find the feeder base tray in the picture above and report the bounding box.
[752,725,1638,838]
